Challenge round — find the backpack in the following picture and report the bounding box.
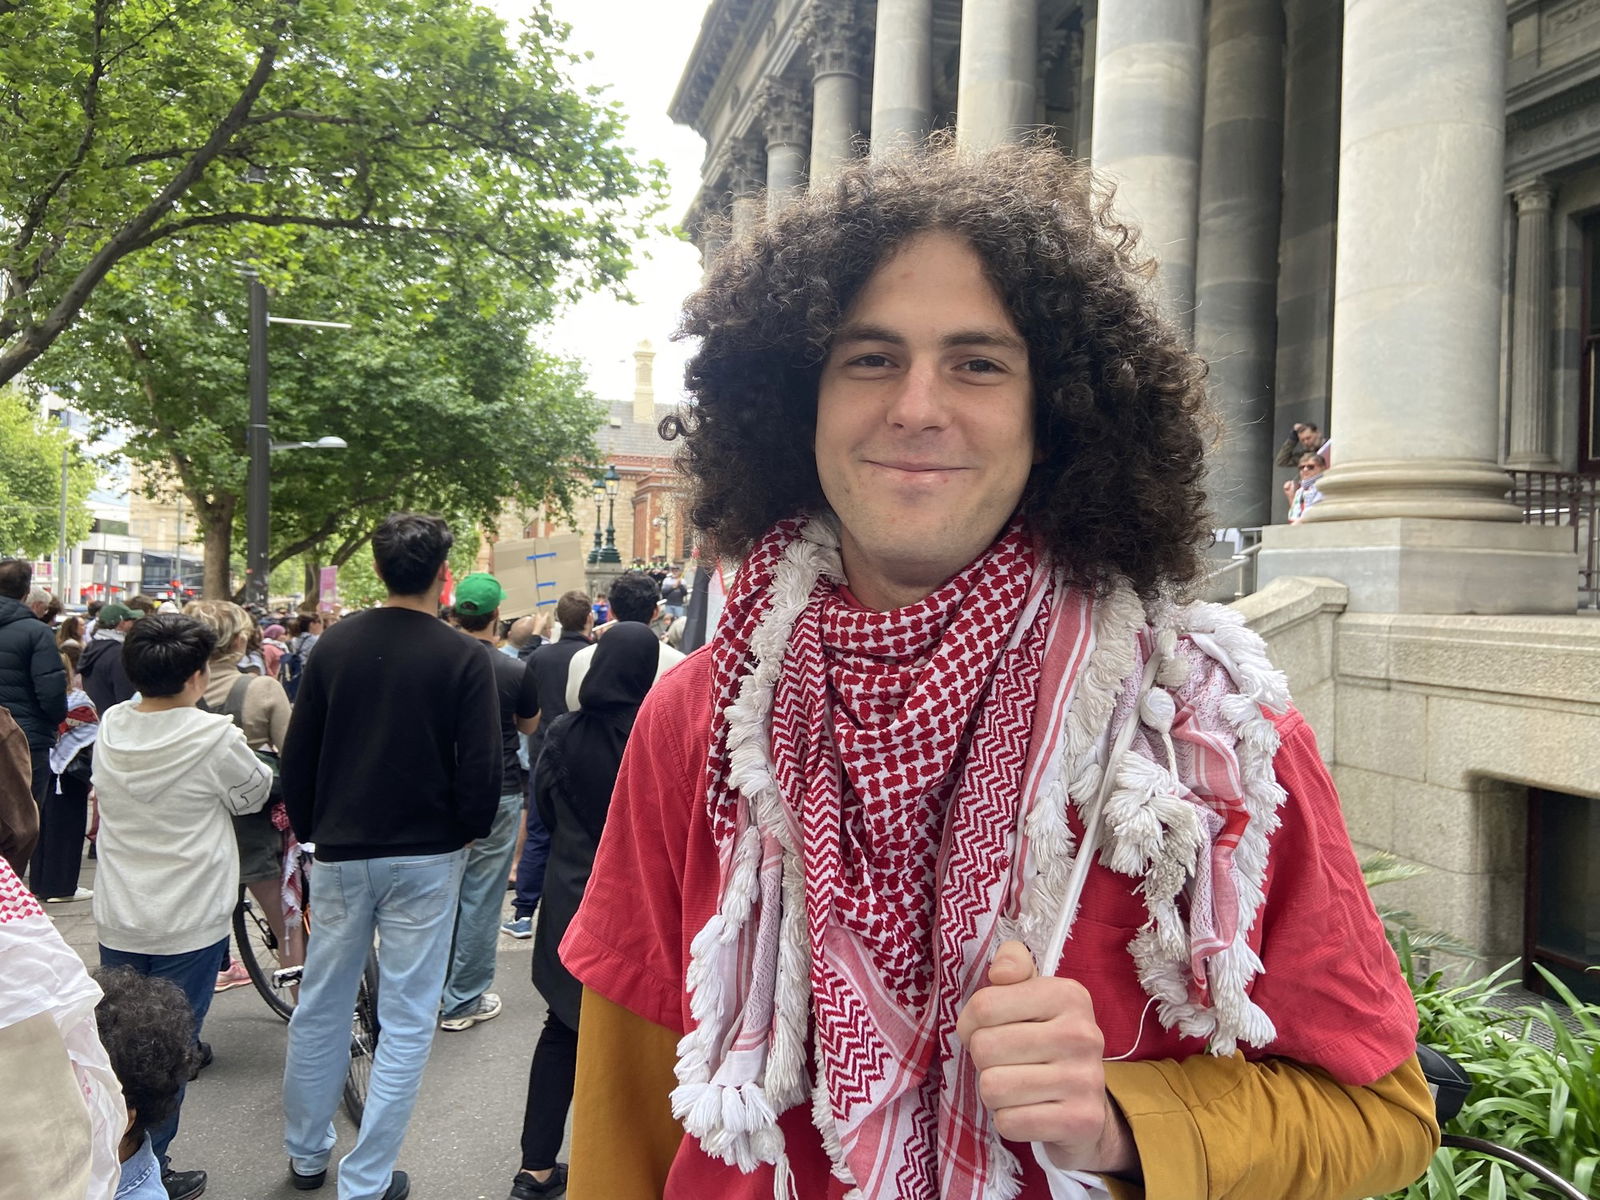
[201,675,284,803]
[278,638,306,702]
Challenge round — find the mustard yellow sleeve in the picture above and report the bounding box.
[568,987,685,1200]
[1099,1054,1440,1200]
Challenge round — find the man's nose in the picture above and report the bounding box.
[885,362,948,431]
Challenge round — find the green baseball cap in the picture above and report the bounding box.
[453,573,506,617]
[98,601,143,626]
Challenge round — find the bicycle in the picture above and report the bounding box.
[230,844,380,1123]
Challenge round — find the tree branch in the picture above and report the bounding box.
[0,2,297,387]
[9,0,112,264]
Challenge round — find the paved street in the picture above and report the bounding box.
[48,860,561,1200]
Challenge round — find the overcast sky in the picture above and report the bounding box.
[494,0,713,406]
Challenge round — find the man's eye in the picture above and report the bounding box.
[959,358,1002,373]
[848,353,893,368]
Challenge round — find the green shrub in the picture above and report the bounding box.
[1384,933,1600,1199]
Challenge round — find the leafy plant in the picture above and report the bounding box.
[1362,851,1480,964]
[1384,933,1600,1199]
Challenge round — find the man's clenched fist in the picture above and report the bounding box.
[954,940,1140,1179]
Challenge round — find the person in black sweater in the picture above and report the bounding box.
[280,513,499,1200]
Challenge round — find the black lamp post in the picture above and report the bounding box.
[588,475,605,564]
[600,465,622,563]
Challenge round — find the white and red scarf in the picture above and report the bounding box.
[672,517,1289,1200]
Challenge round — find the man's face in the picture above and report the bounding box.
[815,232,1035,607]
[1297,425,1319,448]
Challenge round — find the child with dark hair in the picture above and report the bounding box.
[92,967,198,1199]
[91,614,273,1200]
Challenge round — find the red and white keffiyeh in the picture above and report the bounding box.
[673,517,1290,1200]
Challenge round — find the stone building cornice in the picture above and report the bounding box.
[669,0,764,130]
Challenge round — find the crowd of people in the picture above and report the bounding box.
[3,139,1439,1200]
[0,535,685,1200]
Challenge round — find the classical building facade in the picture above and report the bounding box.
[672,0,1600,996]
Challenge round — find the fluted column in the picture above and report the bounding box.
[1274,0,1342,463]
[1308,0,1515,523]
[1508,178,1557,468]
[1193,0,1285,529]
[726,139,766,240]
[758,79,810,210]
[871,0,932,152]
[1091,0,1204,331]
[1257,0,1575,614]
[956,0,1038,150]
[804,0,864,184]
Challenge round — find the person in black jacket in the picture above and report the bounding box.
[508,621,660,1200]
[78,601,142,714]
[0,559,67,826]
[280,513,500,1200]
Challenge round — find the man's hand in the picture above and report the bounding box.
[955,940,1140,1179]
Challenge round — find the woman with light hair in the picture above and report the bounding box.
[181,600,295,992]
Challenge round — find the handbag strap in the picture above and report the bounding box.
[220,674,253,730]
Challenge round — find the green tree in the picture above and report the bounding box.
[0,0,665,383]
[38,230,605,597]
[0,386,95,559]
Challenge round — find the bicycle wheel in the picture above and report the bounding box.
[342,949,380,1123]
[233,893,296,1021]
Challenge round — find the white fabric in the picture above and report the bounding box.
[91,702,271,954]
[564,637,684,712]
[0,867,125,1200]
[1029,1145,1113,1200]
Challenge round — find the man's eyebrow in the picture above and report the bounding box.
[831,324,1027,353]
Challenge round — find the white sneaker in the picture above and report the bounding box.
[44,887,93,903]
[440,992,503,1031]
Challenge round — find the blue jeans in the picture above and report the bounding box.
[512,774,551,920]
[99,937,229,1169]
[440,792,523,1018]
[283,851,465,1200]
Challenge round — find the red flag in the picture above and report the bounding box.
[440,564,456,608]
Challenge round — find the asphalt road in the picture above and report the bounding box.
[51,871,563,1200]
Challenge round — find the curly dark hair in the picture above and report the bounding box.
[663,135,1214,600]
[92,966,197,1143]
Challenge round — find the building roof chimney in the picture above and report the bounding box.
[633,339,657,427]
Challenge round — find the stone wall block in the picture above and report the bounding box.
[1390,779,1495,875]
[1425,694,1600,797]
[1336,684,1427,781]
[1331,764,1398,849]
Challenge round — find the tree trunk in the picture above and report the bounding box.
[304,559,321,610]
[197,495,236,598]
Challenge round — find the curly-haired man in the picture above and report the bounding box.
[557,141,1438,1200]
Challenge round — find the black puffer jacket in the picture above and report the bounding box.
[0,596,66,750]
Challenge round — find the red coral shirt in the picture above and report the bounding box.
[562,647,1418,1198]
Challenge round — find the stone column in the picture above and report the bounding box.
[1274,0,1342,477]
[804,0,864,184]
[1075,1,1097,160]
[726,139,766,240]
[1508,178,1557,468]
[1091,0,1204,331]
[871,0,932,152]
[956,0,1038,150]
[758,78,810,211]
[1193,0,1284,530]
[1257,0,1574,613]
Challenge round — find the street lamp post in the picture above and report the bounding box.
[241,268,350,605]
[588,476,605,564]
[600,465,621,564]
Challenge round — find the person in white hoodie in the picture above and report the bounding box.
[91,614,273,1200]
